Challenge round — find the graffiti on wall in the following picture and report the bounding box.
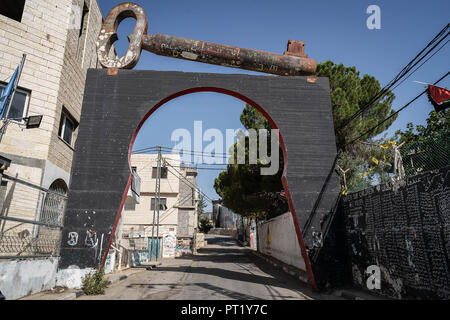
[130,251,149,266]
[343,165,450,299]
[162,232,176,258]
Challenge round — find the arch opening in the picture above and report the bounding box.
[104,87,317,291]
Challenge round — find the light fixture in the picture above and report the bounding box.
[0,155,11,171]
[24,115,43,129]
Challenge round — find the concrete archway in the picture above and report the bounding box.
[59,69,340,291]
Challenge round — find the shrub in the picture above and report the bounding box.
[81,268,108,295]
[199,217,213,234]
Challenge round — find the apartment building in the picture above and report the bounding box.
[120,153,199,261]
[0,0,103,299]
[0,0,102,230]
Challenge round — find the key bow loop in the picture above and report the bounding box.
[97,2,148,69]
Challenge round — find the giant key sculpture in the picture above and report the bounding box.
[97,2,317,75]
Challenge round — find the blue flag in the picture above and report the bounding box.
[0,66,19,119]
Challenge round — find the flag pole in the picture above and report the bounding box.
[3,54,27,121]
[0,54,27,144]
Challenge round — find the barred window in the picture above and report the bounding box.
[151,198,167,211]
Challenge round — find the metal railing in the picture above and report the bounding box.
[0,174,67,259]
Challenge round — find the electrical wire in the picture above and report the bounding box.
[345,70,450,147]
[338,23,450,131]
[164,163,215,202]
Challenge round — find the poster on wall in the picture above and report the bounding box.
[162,232,177,258]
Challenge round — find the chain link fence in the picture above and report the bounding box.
[0,174,67,259]
[338,136,450,194]
[400,137,450,177]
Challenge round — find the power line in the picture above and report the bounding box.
[166,166,214,203]
[345,70,450,147]
[338,23,450,131]
[170,165,228,171]
[165,165,213,202]
[133,145,232,157]
[390,38,449,92]
[164,161,215,202]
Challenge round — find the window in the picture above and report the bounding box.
[152,167,168,179]
[0,84,30,121]
[0,0,25,22]
[40,179,68,225]
[151,198,167,211]
[58,108,78,146]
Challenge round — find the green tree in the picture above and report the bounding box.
[215,61,399,216]
[197,194,207,218]
[198,217,213,234]
[395,109,450,175]
[315,60,397,150]
[214,104,285,221]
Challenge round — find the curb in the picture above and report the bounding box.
[248,250,310,284]
[72,269,144,299]
[57,290,84,300]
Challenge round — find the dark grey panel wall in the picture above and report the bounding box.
[342,166,450,299]
[59,69,340,279]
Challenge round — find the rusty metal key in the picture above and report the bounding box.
[97,2,317,76]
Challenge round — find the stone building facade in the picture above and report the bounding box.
[0,0,103,299]
[0,0,102,229]
[119,153,199,260]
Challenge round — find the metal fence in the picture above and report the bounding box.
[0,174,67,259]
[338,137,450,195]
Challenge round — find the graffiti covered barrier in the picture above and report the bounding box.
[342,165,450,299]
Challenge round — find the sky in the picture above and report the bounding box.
[97,0,450,211]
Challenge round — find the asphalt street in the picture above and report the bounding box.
[78,234,318,300]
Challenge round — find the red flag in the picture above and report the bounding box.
[427,85,450,112]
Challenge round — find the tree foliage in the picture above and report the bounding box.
[214,104,285,220]
[197,194,207,218]
[395,109,450,175]
[81,268,108,295]
[316,61,397,150]
[215,61,399,217]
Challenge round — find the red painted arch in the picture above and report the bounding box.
[100,87,318,292]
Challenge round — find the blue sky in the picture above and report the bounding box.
[98,0,450,210]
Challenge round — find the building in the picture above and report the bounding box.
[118,153,199,263]
[0,0,103,300]
[212,199,239,229]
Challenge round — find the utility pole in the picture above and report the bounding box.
[149,145,162,261]
[193,188,198,255]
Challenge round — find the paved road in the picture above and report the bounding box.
[78,235,318,300]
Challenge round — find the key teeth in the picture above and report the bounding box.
[284,40,308,58]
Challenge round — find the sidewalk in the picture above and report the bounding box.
[20,267,145,300]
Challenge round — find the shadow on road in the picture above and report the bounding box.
[150,235,320,299]
[126,282,262,300]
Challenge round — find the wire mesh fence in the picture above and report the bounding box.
[399,137,450,177]
[0,174,67,259]
[338,136,450,194]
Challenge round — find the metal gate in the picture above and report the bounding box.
[0,174,67,259]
